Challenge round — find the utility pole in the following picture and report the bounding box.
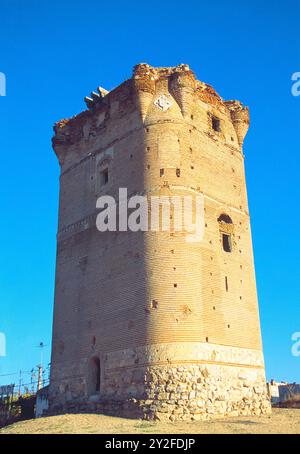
[38,342,45,369]
[18,370,22,397]
[36,341,46,392]
[37,365,43,392]
[30,368,35,394]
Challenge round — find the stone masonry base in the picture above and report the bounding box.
[49,362,271,421]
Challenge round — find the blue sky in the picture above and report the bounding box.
[0,0,299,390]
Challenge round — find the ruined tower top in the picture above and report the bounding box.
[52,63,250,165]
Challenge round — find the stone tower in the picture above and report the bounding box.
[49,63,271,420]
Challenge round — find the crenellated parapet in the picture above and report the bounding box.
[169,67,196,117]
[195,81,225,110]
[52,111,91,164]
[225,100,250,147]
[52,63,251,167]
[133,62,192,80]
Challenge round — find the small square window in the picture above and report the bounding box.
[212,116,221,132]
[100,168,108,186]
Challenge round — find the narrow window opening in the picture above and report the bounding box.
[176,168,181,177]
[222,233,232,253]
[225,276,228,292]
[88,356,101,395]
[212,116,221,132]
[100,168,108,186]
[151,300,158,309]
[160,168,164,177]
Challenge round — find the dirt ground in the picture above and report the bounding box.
[0,408,300,434]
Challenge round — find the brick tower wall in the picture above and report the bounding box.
[49,64,271,420]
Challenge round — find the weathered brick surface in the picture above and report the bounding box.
[49,64,271,420]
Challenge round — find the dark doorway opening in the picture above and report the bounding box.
[88,356,101,395]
